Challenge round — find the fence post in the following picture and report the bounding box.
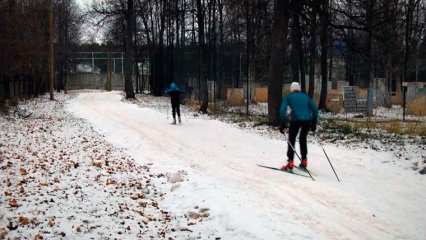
[121,53,124,76]
[367,87,374,116]
[92,52,95,73]
[403,85,407,122]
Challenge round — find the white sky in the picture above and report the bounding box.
[75,0,92,8]
[75,0,105,43]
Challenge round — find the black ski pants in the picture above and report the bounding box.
[287,120,311,161]
[170,92,181,119]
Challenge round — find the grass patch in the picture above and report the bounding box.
[404,122,426,136]
[321,119,360,136]
[341,123,354,134]
[382,121,402,135]
[324,118,426,137]
[408,96,426,116]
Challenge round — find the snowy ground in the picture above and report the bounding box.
[0,93,212,239]
[59,91,426,240]
[200,101,426,174]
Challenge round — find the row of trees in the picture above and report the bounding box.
[90,0,426,123]
[0,0,82,102]
[91,0,276,112]
[2,1,425,122]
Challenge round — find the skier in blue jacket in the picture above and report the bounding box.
[279,82,318,171]
[166,82,183,124]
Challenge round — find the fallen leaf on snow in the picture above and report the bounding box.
[19,168,27,176]
[0,228,7,239]
[34,233,43,240]
[130,193,144,200]
[141,217,150,225]
[92,161,102,168]
[39,182,48,187]
[48,218,55,227]
[19,216,30,225]
[9,199,18,208]
[106,179,116,185]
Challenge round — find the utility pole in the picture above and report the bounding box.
[48,0,54,100]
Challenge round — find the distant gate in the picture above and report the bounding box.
[67,52,125,90]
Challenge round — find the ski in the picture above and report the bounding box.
[257,165,310,178]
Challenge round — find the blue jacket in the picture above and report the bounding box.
[279,91,318,123]
[165,82,183,95]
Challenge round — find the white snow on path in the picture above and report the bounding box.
[66,91,426,240]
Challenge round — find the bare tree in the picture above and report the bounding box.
[124,0,136,98]
[268,0,290,124]
[318,0,329,110]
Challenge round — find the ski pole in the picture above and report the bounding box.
[321,146,341,182]
[286,134,315,181]
[314,129,341,182]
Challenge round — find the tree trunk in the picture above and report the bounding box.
[63,0,69,94]
[403,0,415,95]
[124,0,136,99]
[290,0,304,90]
[246,0,250,115]
[218,0,224,99]
[365,0,375,89]
[318,0,329,110]
[212,0,218,109]
[308,4,317,98]
[290,28,299,83]
[268,0,290,124]
[330,35,336,90]
[48,0,54,100]
[197,0,208,113]
[345,0,354,86]
[330,51,335,89]
[295,4,306,92]
[106,52,112,91]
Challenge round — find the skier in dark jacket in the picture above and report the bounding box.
[166,82,183,124]
[278,82,318,172]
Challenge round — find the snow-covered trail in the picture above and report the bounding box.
[66,91,426,240]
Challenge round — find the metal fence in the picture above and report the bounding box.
[67,52,125,90]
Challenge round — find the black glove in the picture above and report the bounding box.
[310,120,317,132]
[279,122,288,134]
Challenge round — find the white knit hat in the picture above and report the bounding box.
[290,82,301,92]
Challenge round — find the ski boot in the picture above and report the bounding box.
[299,159,308,170]
[281,160,295,172]
[172,118,177,125]
[178,116,181,124]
